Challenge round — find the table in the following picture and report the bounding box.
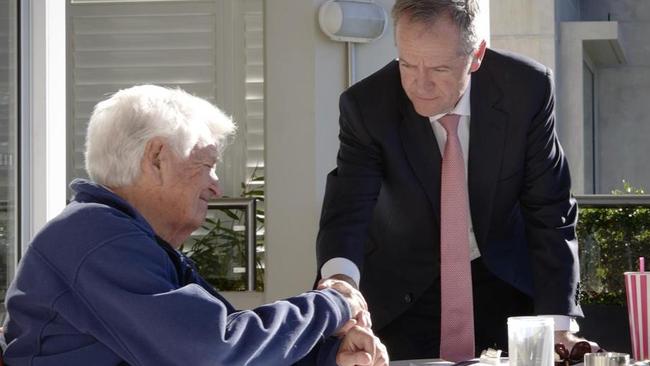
[389,359,509,366]
[389,360,451,366]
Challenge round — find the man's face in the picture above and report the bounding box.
[163,143,222,234]
[396,15,481,117]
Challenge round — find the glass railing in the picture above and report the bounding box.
[181,197,265,292]
[575,194,650,306]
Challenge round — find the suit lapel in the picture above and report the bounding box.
[399,95,442,223]
[468,66,508,247]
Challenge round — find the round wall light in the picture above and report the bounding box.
[318,0,388,43]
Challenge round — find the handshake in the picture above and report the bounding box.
[318,275,389,366]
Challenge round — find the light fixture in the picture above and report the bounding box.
[318,0,388,43]
[318,0,388,86]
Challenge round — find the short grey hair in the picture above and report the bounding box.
[392,0,480,55]
[85,84,236,187]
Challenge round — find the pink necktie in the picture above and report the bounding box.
[438,114,475,361]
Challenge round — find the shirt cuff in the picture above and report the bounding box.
[543,315,580,332]
[318,287,352,326]
[320,257,360,287]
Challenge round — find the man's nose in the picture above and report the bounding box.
[415,67,433,91]
[209,172,223,199]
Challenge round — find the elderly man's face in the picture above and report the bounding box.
[396,15,482,117]
[163,143,222,234]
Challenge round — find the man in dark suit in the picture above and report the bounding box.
[316,0,596,361]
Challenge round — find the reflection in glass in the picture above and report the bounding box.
[0,0,18,318]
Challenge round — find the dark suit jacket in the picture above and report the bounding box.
[317,48,583,332]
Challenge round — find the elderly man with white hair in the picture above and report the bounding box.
[2,85,388,366]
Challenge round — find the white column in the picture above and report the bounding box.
[557,21,622,194]
[21,0,67,250]
[264,0,327,301]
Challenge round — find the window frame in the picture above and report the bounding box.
[20,0,67,255]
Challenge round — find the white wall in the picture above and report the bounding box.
[264,0,398,302]
[558,20,625,194]
[489,0,555,70]
[265,0,312,301]
[597,67,650,192]
[554,0,581,81]
[554,0,650,194]
[591,0,650,193]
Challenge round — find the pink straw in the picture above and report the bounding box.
[640,257,645,272]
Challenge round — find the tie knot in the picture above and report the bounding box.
[439,114,461,135]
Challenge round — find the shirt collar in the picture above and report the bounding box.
[430,78,472,121]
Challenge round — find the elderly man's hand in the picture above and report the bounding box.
[336,325,389,366]
[318,276,372,331]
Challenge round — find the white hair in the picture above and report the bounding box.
[85,84,236,187]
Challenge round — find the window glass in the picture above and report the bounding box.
[0,0,18,317]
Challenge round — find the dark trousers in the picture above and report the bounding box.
[375,258,534,361]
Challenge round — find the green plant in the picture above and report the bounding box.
[577,180,649,305]
[181,172,265,291]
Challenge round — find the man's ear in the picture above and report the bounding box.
[141,137,166,184]
[470,40,487,73]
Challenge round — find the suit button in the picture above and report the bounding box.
[404,293,413,303]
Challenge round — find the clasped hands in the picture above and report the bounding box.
[318,275,389,366]
[554,331,601,366]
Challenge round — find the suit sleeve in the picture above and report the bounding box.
[520,69,582,317]
[317,90,383,273]
[66,235,351,366]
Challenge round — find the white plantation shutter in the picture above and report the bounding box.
[68,0,264,197]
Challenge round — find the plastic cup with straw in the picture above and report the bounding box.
[625,256,648,361]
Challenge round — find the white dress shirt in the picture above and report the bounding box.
[321,79,577,332]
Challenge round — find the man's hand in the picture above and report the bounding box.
[336,325,389,366]
[554,330,600,352]
[318,277,372,331]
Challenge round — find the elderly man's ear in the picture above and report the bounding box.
[141,137,168,184]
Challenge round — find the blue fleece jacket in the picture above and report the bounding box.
[3,179,350,366]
